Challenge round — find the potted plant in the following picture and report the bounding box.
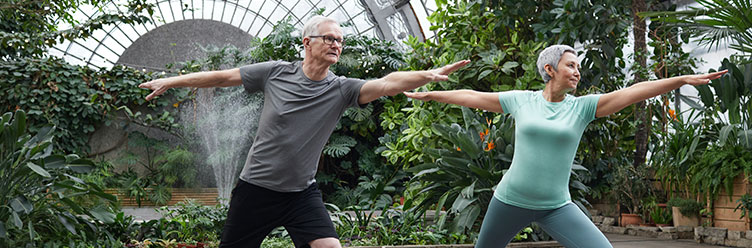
[610,163,653,226]
[650,205,673,227]
[667,198,703,227]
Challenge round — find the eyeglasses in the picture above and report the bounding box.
[309,35,345,46]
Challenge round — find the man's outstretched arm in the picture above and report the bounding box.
[357,60,470,104]
[138,68,242,100]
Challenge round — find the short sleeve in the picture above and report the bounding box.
[338,76,367,108]
[498,90,526,115]
[576,94,602,122]
[239,61,279,93]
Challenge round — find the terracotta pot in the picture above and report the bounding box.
[620,213,643,227]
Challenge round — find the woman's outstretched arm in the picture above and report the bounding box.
[403,89,504,113]
[595,70,727,118]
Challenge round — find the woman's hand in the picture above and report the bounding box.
[403,91,433,101]
[683,70,728,86]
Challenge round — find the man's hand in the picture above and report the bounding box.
[427,60,471,82]
[139,79,170,101]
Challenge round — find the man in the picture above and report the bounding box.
[139,15,468,248]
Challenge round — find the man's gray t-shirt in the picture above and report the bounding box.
[237,60,366,192]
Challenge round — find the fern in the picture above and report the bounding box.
[384,56,405,70]
[345,103,373,122]
[324,135,357,158]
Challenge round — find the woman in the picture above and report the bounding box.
[404,44,726,247]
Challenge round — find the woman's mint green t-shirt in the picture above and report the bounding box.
[494,90,601,210]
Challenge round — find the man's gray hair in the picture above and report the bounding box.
[537,45,576,83]
[302,15,338,38]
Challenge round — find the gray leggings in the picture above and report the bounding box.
[475,198,612,248]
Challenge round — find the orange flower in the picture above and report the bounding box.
[485,141,496,151]
[486,117,492,126]
[668,109,677,121]
[456,147,461,151]
[479,129,489,140]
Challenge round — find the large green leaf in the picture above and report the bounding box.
[719,125,737,146]
[10,211,22,229]
[11,109,26,139]
[10,196,32,214]
[460,181,476,199]
[694,84,715,109]
[452,204,480,232]
[739,129,752,148]
[43,155,66,169]
[450,195,476,214]
[679,94,705,110]
[57,214,77,235]
[413,167,440,178]
[436,192,449,230]
[88,205,115,224]
[66,159,95,173]
[26,162,51,178]
[0,220,5,238]
[720,68,740,116]
[441,157,473,169]
[323,135,357,158]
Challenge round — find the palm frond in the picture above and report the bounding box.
[640,0,752,54]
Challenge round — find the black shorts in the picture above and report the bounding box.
[219,180,338,248]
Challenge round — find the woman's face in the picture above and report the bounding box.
[549,52,581,89]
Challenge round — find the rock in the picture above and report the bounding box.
[729,230,744,240]
[659,226,676,233]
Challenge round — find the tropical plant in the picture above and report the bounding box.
[408,107,590,235]
[640,0,752,57]
[406,107,512,234]
[650,206,673,225]
[0,110,117,245]
[687,60,752,148]
[652,112,709,199]
[114,131,196,206]
[734,194,752,219]
[329,202,470,246]
[688,144,752,201]
[158,200,228,243]
[609,162,653,215]
[379,0,547,168]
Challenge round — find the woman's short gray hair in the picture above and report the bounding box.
[302,15,338,38]
[537,45,576,83]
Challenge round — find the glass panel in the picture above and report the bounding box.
[51,0,425,69]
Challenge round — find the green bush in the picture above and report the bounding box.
[667,198,704,217]
[0,110,117,245]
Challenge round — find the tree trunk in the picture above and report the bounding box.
[632,0,649,168]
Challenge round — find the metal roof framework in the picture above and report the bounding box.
[50,0,439,69]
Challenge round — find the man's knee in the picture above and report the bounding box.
[309,237,341,248]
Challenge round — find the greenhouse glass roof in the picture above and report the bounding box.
[50,0,438,70]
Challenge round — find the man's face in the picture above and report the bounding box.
[304,22,344,65]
